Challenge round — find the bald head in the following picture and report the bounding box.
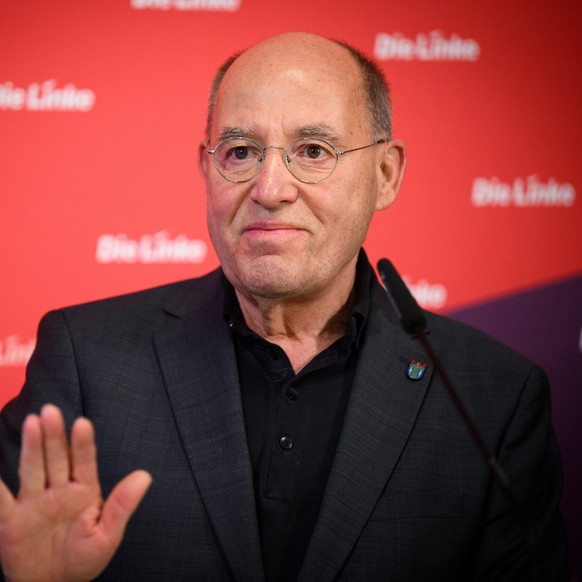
[205,32,392,142]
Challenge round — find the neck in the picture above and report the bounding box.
[235,266,357,373]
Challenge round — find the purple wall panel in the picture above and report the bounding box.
[448,275,582,578]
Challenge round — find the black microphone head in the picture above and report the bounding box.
[377,258,427,334]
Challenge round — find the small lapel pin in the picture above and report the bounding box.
[406,359,428,380]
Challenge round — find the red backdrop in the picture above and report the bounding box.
[1,0,581,576]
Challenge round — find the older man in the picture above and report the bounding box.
[0,33,567,581]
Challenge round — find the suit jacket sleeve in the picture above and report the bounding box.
[469,364,568,581]
[1,309,85,485]
[0,310,87,582]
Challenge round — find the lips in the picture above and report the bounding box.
[244,221,302,232]
[243,221,304,235]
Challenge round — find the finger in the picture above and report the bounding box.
[0,477,16,521]
[40,404,71,488]
[70,417,99,486]
[18,414,46,495]
[100,471,152,545]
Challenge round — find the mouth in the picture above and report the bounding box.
[242,222,306,242]
[241,221,307,250]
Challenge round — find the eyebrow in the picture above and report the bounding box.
[218,126,257,141]
[216,123,343,145]
[295,124,342,144]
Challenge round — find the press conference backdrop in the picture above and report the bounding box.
[1,0,581,576]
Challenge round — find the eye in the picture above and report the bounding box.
[217,139,261,166]
[293,140,335,162]
[233,146,252,160]
[306,144,323,159]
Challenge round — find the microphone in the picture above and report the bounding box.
[377,258,426,334]
[376,258,539,581]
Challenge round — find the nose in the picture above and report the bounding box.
[249,146,299,208]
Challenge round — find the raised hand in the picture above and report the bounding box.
[0,404,152,582]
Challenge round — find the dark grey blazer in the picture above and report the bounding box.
[0,265,568,581]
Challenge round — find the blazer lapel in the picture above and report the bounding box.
[298,282,434,582]
[153,273,265,582]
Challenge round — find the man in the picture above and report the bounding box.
[0,32,568,581]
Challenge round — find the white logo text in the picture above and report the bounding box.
[472,176,576,208]
[374,31,480,61]
[403,276,448,309]
[0,80,96,112]
[130,0,240,10]
[0,335,35,367]
[96,231,208,264]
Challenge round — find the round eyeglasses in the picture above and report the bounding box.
[207,136,386,184]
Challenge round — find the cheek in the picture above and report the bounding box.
[325,191,379,252]
[326,176,378,227]
[206,194,237,255]
[206,195,226,225]
[206,194,223,233]
[206,183,243,229]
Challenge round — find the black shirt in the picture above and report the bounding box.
[225,257,373,581]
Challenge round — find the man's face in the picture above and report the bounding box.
[200,33,404,302]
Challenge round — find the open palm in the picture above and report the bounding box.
[0,404,151,582]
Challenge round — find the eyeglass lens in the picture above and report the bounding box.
[211,137,339,183]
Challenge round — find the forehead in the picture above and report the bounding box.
[212,36,370,142]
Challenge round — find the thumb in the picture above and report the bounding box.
[100,470,152,545]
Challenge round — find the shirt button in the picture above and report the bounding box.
[279,435,293,450]
[286,387,298,401]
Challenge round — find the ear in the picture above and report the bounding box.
[375,139,406,211]
[198,140,210,181]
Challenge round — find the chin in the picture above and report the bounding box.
[223,251,317,297]
[241,275,301,299]
[238,263,307,299]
